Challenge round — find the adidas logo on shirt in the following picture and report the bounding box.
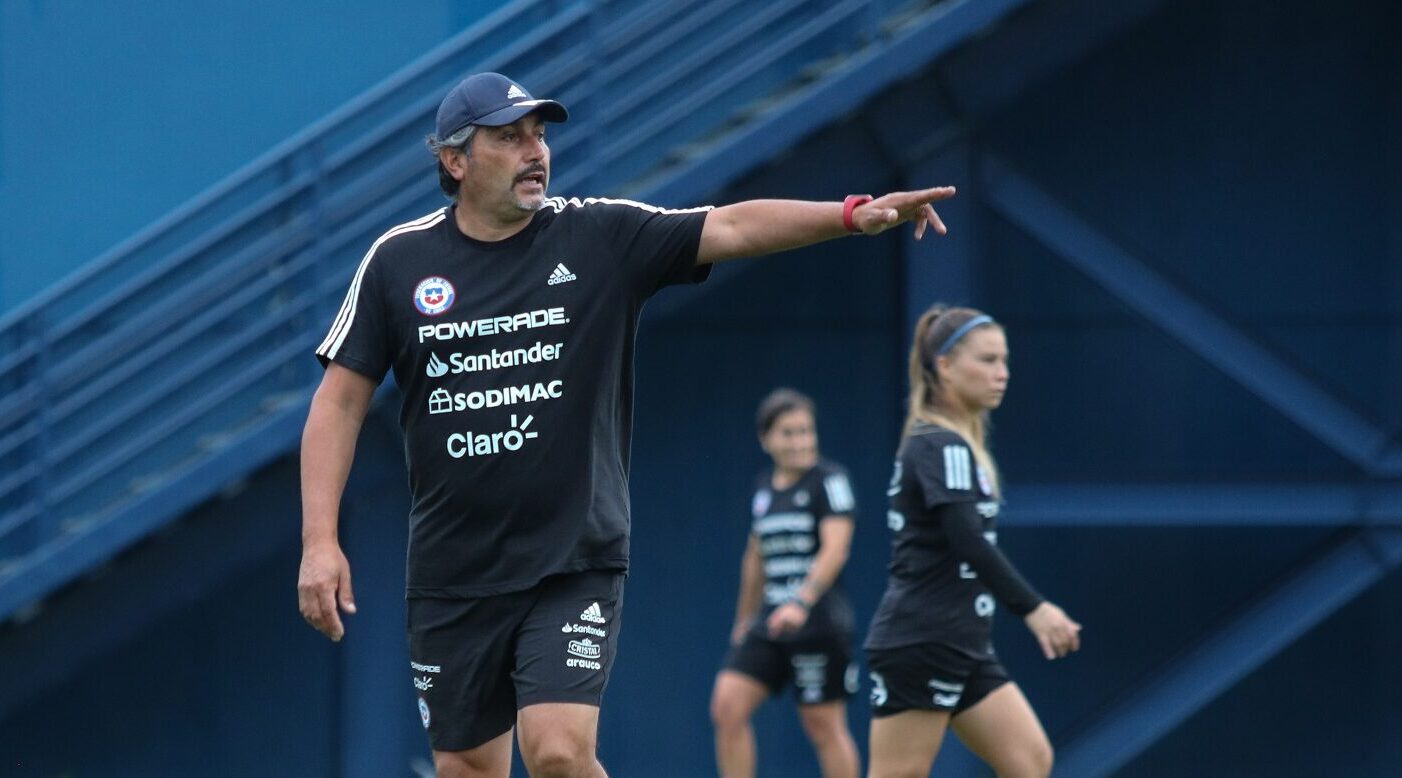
[547,263,577,286]
[579,602,606,624]
[507,84,527,100]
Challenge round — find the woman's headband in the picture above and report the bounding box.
[936,315,995,357]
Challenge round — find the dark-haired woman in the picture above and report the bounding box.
[710,388,861,778]
[864,306,1081,778]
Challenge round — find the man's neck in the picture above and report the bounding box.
[454,200,535,242]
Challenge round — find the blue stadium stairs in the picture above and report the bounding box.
[3,0,1399,775]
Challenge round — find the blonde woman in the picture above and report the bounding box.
[863,306,1081,778]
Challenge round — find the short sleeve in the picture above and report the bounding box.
[314,252,392,381]
[611,201,712,298]
[909,435,980,509]
[815,465,857,518]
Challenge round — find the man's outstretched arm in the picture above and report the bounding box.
[696,186,956,265]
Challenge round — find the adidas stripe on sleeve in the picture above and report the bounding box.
[823,472,856,514]
[908,432,980,508]
[942,445,973,491]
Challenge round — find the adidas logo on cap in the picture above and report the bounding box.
[507,84,527,100]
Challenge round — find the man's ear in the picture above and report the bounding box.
[439,147,467,182]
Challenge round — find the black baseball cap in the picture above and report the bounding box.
[434,72,569,140]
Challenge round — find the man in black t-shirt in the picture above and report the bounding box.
[296,71,957,778]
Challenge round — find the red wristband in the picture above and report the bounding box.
[842,194,873,233]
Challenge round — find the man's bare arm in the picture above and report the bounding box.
[297,363,377,641]
[697,186,956,264]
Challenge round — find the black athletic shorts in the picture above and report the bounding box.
[407,569,625,751]
[724,626,857,705]
[865,642,1010,717]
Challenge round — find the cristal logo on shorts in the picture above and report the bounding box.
[929,678,965,708]
[568,639,602,659]
[566,637,603,670]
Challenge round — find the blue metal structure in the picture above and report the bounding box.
[0,0,1002,621]
[0,0,496,313]
[980,155,1402,775]
[2,0,1399,775]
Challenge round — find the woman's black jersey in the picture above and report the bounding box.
[864,423,1042,658]
[747,459,857,640]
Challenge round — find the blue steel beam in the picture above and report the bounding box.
[0,130,437,620]
[1056,526,1402,777]
[0,401,409,727]
[0,396,307,623]
[0,381,398,623]
[0,0,553,335]
[939,0,1168,119]
[0,455,305,723]
[980,156,1399,477]
[1005,482,1402,527]
[641,0,1039,205]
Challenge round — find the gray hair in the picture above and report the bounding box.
[427,124,477,154]
[428,125,477,198]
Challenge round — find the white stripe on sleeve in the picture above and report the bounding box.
[546,195,713,215]
[317,209,445,360]
[823,473,855,513]
[943,445,972,491]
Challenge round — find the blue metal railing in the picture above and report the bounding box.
[0,0,941,605]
